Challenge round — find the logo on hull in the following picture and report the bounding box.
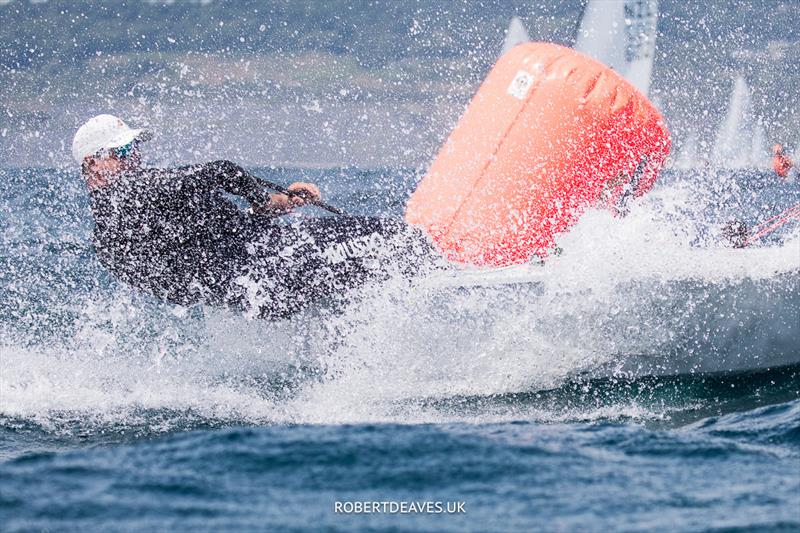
[321,232,386,265]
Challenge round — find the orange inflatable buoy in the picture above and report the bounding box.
[406,42,671,267]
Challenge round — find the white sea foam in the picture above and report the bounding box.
[1,182,798,430]
[273,188,799,424]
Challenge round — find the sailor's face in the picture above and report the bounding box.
[83,149,141,189]
[114,147,141,170]
[89,155,124,174]
[96,147,141,171]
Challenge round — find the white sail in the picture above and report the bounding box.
[793,132,800,161]
[575,0,659,96]
[624,0,658,95]
[575,0,627,71]
[501,16,530,56]
[750,118,768,168]
[713,76,760,168]
[675,132,699,170]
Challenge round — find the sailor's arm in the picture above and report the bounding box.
[256,181,322,215]
[195,160,321,215]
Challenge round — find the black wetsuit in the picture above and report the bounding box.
[89,160,434,319]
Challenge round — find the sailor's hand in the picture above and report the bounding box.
[285,182,321,206]
[252,182,322,216]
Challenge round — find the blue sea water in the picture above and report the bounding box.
[0,166,799,532]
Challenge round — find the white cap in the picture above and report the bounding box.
[72,114,152,163]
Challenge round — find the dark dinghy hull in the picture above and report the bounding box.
[222,216,437,320]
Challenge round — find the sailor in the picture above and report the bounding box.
[73,114,433,319]
[772,144,794,179]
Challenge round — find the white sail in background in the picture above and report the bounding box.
[624,0,659,95]
[713,76,767,169]
[750,118,768,168]
[575,0,659,96]
[674,132,699,170]
[500,16,530,56]
[713,76,751,168]
[575,0,627,72]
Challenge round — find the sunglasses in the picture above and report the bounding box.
[99,141,138,159]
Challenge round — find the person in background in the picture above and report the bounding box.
[772,144,794,179]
